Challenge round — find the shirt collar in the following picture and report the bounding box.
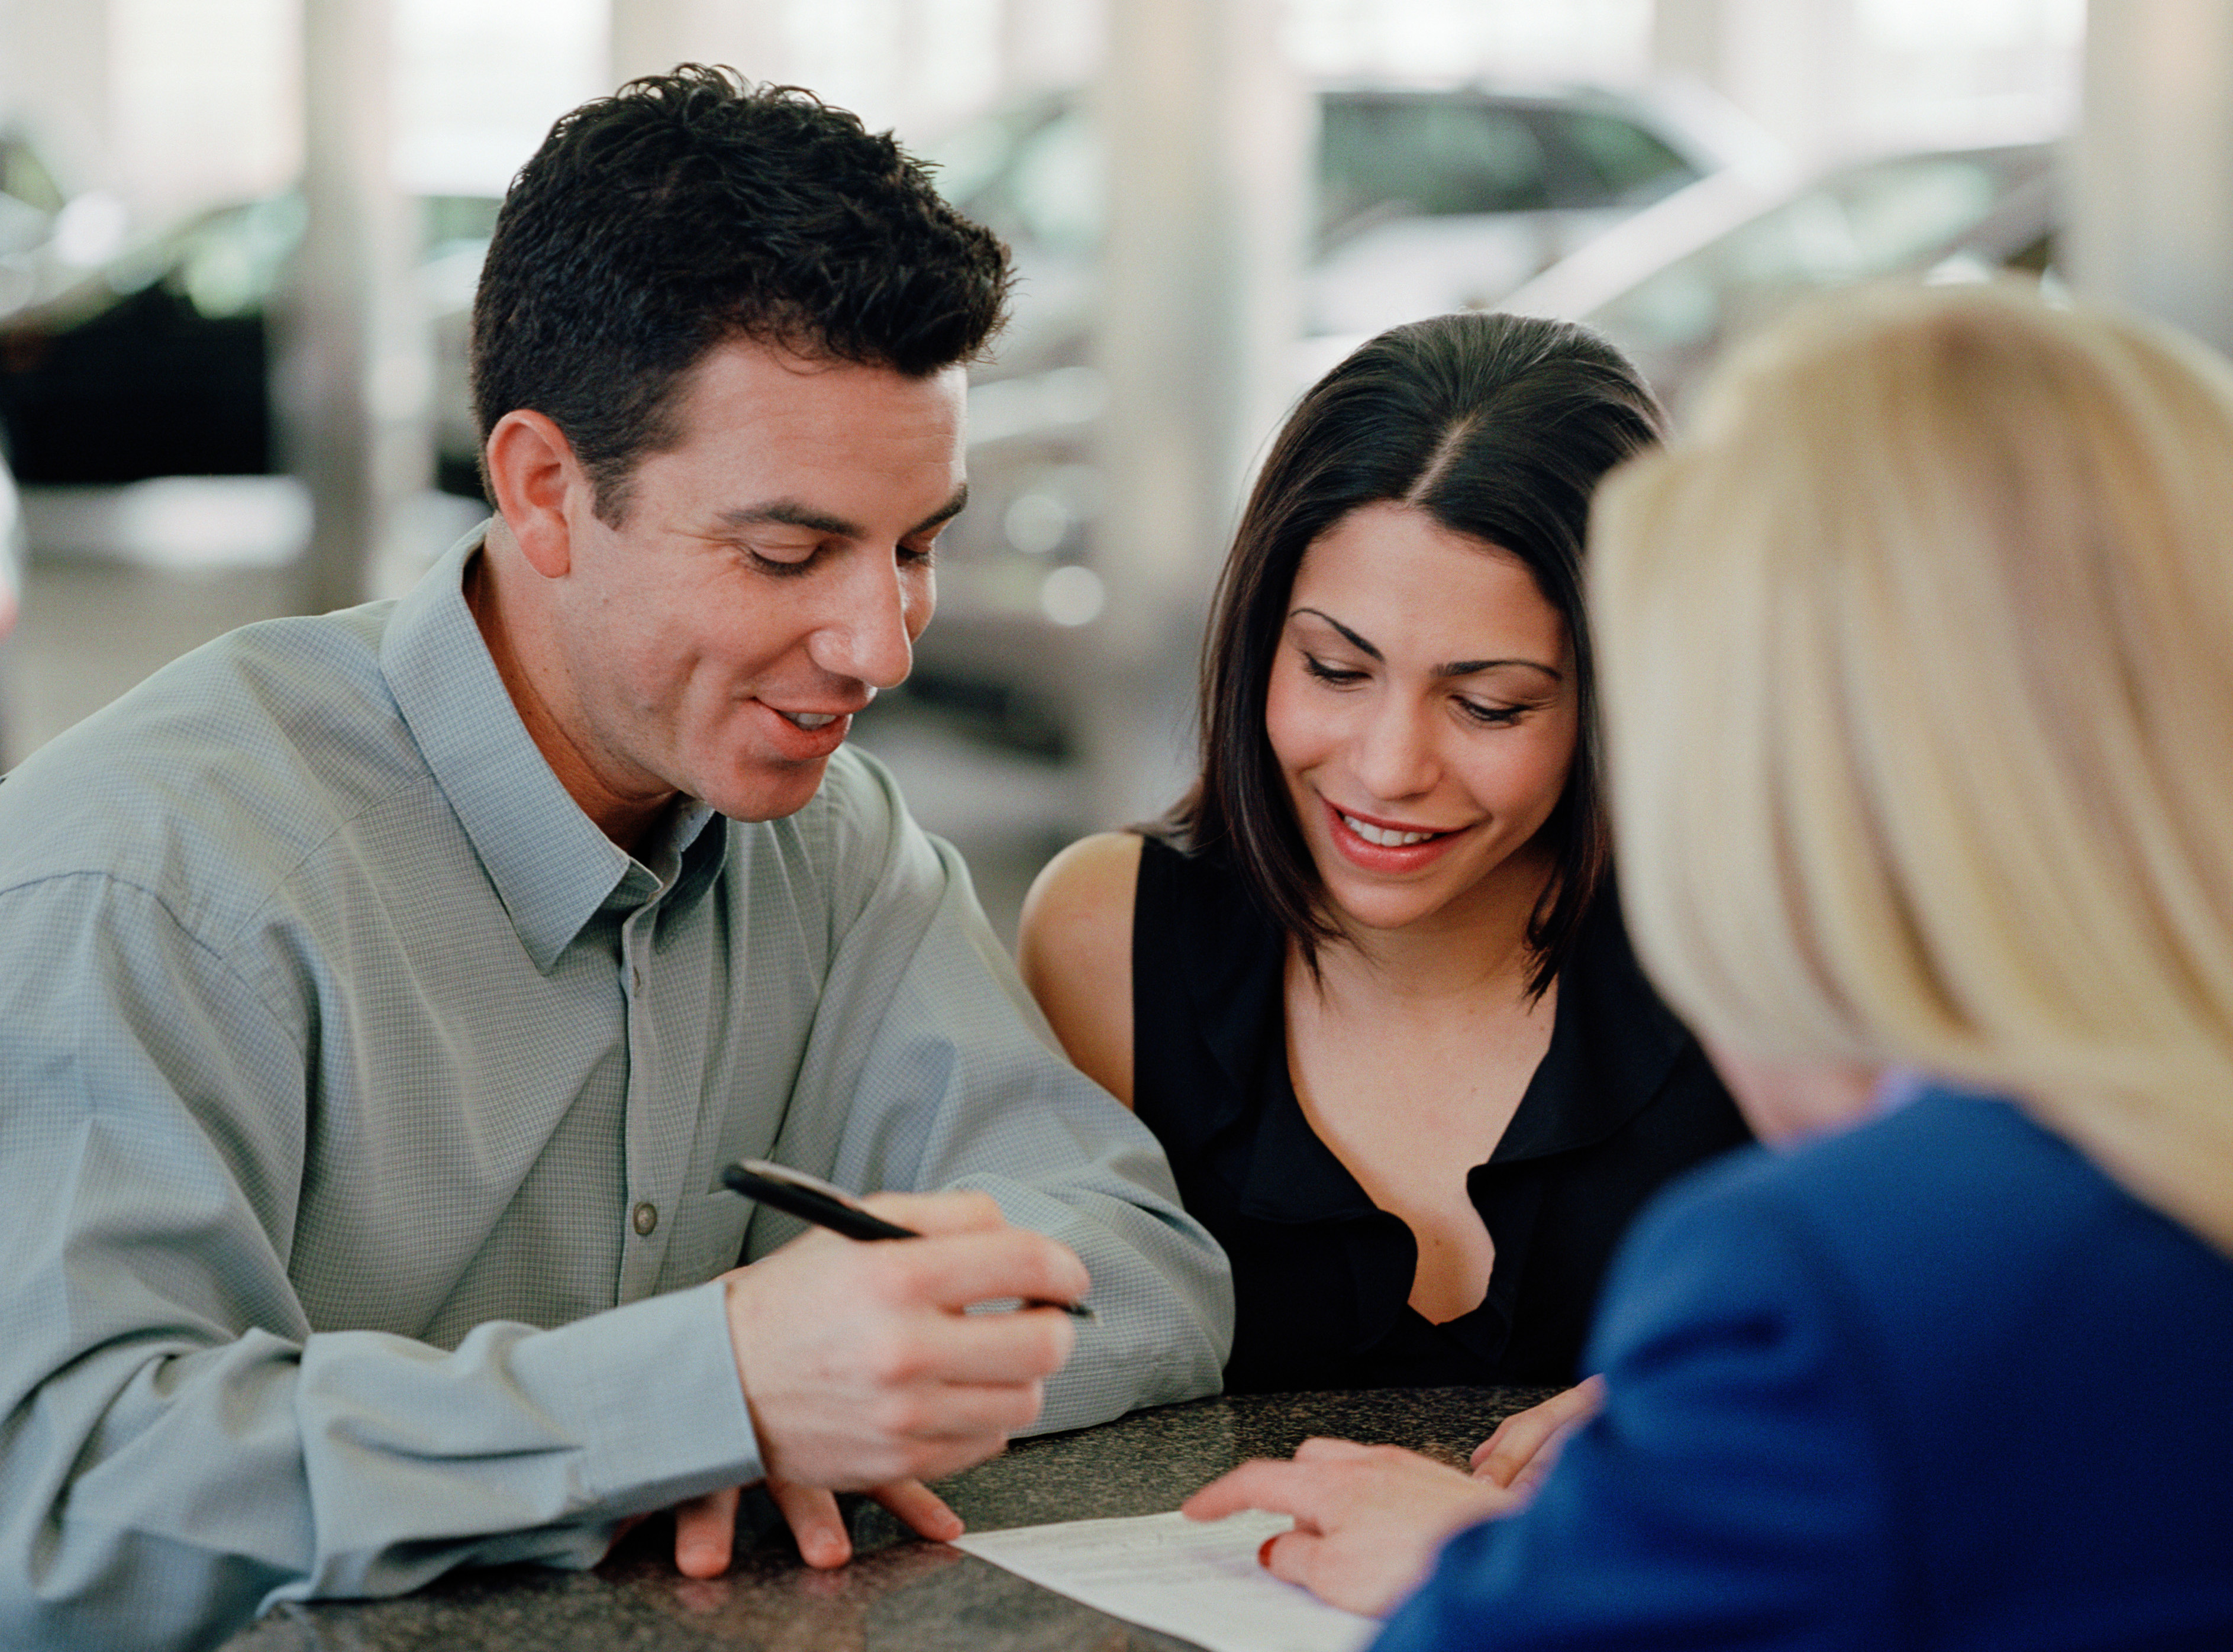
[380,522,726,972]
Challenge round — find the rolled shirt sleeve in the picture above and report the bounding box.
[0,874,762,1651]
[0,535,1230,1650]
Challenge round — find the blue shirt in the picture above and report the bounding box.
[1373,1087,2233,1650]
[0,531,1231,1650]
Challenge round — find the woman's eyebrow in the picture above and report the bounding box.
[1292,609,1562,682]
[1290,607,1380,660]
[1438,657,1563,682]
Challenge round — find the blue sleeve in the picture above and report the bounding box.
[1374,1167,1907,1652]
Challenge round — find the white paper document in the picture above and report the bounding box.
[950,1508,1380,1652]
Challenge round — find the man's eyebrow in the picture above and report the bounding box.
[712,483,969,543]
[908,484,969,538]
[716,500,861,538]
[1291,608,1562,681]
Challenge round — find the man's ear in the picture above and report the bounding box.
[483,409,588,580]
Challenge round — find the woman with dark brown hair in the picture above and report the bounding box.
[1018,311,1750,1401]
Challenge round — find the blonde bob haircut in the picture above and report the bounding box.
[1590,281,2233,1254]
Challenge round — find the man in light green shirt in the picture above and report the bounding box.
[0,70,1230,1651]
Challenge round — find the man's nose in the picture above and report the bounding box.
[811,554,920,690]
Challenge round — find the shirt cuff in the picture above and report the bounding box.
[511,1276,764,1514]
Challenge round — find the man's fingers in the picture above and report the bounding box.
[672,1486,739,1579]
[877,1303,1074,1388]
[860,1376,1047,1446]
[857,1188,1006,1237]
[870,1477,965,1543]
[769,1477,853,1569]
[868,1228,1091,1317]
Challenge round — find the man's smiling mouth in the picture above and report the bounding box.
[777,710,838,730]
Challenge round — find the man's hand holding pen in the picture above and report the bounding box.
[660,1188,1092,1577]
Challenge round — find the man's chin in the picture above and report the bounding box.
[704,751,840,824]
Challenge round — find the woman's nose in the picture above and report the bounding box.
[1350,696,1439,801]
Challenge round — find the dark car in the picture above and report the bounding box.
[0,193,498,488]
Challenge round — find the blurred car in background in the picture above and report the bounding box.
[0,193,498,487]
[1495,140,2054,414]
[915,82,1781,754]
[935,82,1771,370]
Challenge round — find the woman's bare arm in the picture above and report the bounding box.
[1016,832,1144,1106]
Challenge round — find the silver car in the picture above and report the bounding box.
[917,83,1774,753]
[1496,141,2055,414]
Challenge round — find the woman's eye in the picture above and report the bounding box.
[1301,655,1366,686]
[1457,699,1528,727]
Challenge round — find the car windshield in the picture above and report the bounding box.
[928,91,1700,257]
[1593,149,2044,355]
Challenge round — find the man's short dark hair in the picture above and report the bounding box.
[470,66,1011,521]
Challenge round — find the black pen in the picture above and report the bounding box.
[721,1159,1096,1321]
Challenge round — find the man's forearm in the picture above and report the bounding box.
[1,1282,757,1649]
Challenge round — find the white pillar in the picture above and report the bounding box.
[1653,0,1859,167]
[284,0,430,613]
[0,0,113,192]
[609,0,788,88]
[2070,0,2233,354]
[1085,0,1307,827]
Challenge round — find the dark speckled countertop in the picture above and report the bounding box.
[222,1386,1555,1651]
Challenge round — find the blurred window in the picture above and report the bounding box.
[1596,151,2032,353]
[2,137,64,215]
[1318,96,1547,235]
[173,196,304,320]
[1006,109,1101,257]
[1548,110,1696,206]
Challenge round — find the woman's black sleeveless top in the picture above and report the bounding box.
[1131,835,1752,1393]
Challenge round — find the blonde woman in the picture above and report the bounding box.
[1183,282,2233,1647]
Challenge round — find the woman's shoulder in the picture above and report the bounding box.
[1017,832,1146,1105]
[1019,831,1145,957]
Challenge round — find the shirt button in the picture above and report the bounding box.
[632,1201,659,1237]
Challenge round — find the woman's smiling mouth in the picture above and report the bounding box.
[1321,798,1472,873]
[1338,810,1447,847]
